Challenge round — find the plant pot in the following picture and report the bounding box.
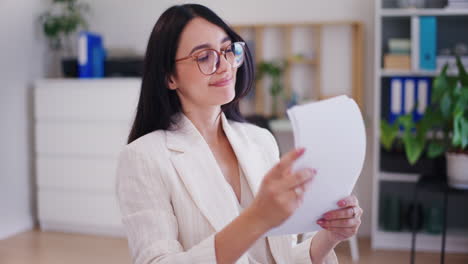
[446,152,468,189]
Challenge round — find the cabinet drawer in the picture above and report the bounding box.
[37,156,118,193]
[36,122,130,157]
[34,79,140,121]
[38,189,122,229]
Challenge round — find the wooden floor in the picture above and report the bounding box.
[1,230,467,264]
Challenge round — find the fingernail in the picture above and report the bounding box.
[338,200,346,207]
[317,220,324,225]
[297,148,306,155]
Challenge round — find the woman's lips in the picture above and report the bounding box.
[210,76,233,87]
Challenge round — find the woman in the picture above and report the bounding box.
[116,4,362,264]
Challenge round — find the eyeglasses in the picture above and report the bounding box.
[175,42,246,75]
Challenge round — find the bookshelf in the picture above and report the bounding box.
[372,0,468,253]
[381,8,468,16]
[232,22,364,119]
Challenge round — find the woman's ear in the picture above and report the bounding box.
[167,75,178,90]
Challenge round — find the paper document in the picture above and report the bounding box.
[266,95,366,236]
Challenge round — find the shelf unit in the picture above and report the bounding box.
[232,22,364,118]
[381,8,468,17]
[380,171,420,183]
[372,0,468,253]
[381,69,440,76]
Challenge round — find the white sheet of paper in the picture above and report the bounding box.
[266,95,366,236]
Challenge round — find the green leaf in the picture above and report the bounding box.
[397,114,415,133]
[427,141,446,158]
[43,17,61,37]
[380,120,398,151]
[398,113,427,164]
[432,64,449,103]
[456,56,468,87]
[462,118,468,149]
[452,111,463,147]
[420,107,444,128]
[454,88,468,113]
[453,111,468,149]
[440,92,452,118]
[415,119,430,141]
[402,133,425,165]
[256,60,285,99]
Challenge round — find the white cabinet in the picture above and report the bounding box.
[34,78,140,236]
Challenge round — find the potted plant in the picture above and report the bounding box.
[381,57,468,189]
[39,0,90,77]
[256,60,287,118]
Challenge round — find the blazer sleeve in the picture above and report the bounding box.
[263,130,339,264]
[116,146,217,264]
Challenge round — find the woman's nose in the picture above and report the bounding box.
[215,53,230,74]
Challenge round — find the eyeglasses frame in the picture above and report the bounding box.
[175,41,246,75]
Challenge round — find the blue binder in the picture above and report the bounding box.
[419,16,437,70]
[403,78,416,116]
[414,78,431,121]
[78,31,105,78]
[389,77,404,124]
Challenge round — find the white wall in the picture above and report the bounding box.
[0,0,49,239]
[82,0,375,236]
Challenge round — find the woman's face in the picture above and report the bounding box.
[169,17,238,111]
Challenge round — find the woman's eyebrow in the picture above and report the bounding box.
[189,36,231,55]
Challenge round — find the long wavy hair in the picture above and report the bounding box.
[127,4,254,144]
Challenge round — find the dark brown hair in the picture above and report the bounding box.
[127,4,254,143]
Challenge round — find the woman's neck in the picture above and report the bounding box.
[182,106,224,144]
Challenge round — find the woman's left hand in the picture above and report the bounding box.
[316,195,363,243]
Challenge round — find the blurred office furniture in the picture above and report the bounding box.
[245,114,272,132]
[34,78,140,236]
[233,21,364,118]
[61,57,144,78]
[410,174,468,264]
[372,0,468,253]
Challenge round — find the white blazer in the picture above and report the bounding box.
[116,113,338,264]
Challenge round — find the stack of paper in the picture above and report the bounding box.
[266,95,366,236]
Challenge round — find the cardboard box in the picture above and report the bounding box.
[384,54,411,70]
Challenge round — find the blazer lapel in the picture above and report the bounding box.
[166,113,239,232]
[220,114,264,195]
[221,115,292,263]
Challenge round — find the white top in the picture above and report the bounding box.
[236,166,276,264]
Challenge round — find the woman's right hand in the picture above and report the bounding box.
[247,148,316,231]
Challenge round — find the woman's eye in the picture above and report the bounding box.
[197,55,209,62]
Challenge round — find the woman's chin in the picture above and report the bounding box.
[212,85,236,105]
